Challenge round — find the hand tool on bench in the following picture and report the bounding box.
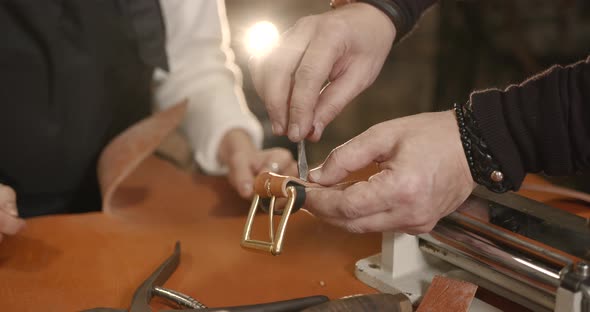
[82,242,330,312]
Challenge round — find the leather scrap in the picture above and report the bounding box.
[97,100,188,213]
[416,275,478,312]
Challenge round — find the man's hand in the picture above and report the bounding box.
[305,111,478,234]
[218,129,297,199]
[0,184,25,242]
[250,3,396,142]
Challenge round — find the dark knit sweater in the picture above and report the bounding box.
[386,0,590,189]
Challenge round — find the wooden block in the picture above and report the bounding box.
[302,293,412,312]
[416,275,478,312]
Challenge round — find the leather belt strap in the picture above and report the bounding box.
[254,172,318,199]
[253,171,361,214]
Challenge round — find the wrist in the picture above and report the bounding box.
[330,0,400,43]
[331,0,402,42]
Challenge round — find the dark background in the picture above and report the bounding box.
[224,0,590,171]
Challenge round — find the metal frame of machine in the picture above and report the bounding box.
[355,188,590,312]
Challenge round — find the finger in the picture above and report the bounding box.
[288,26,346,142]
[305,179,387,219]
[257,148,294,173]
[0,210,25,235]
[308,61,373,142]
[227,155,256,198]
[309,125,393,185]
[283,162,299,177]
[0,184,18,217]
[322,210,437,234]
[248,55,265,101]
[311,171,440,234]
[259,22,317,135]
[321,211,394,233]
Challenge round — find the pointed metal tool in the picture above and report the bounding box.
[297,140,308,181]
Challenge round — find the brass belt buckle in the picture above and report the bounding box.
[241,186,298,256]
[241,171,306,255]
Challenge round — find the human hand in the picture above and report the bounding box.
[0,184,26,242]
[249,3,396,142]
[305,111,478,234]
[218,129,297,199]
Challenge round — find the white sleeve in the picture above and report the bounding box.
[153,0,263,175]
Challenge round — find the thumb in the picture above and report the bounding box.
[309,125,392,185]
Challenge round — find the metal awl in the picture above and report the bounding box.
[297,140,308,181]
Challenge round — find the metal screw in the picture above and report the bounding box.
[575,262,589,277]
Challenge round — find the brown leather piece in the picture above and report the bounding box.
[519,174,590,218]
[98,100,188,213]
[416,275,478,312]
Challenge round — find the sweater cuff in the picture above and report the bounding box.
[470,90,526,189]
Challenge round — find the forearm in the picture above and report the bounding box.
[154,0,263,174]
[470,55,590,189]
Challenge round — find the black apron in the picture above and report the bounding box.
[0,0,168,217]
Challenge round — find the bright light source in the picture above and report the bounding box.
[246,21,279,57]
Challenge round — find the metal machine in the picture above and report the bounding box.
[355,187,590,312]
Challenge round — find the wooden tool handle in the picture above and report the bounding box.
[301,293,412,312]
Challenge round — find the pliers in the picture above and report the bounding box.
[82,242,328,312]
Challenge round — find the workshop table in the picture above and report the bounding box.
[0,155,381,311]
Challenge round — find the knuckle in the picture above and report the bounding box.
[328,147,346,168]
[366,123,384,137]
[339,195,361,219]
[394,177,422,207]
[289,101,309,117]
[344,222,367,234]
[295,62,318,81]
[318,102,343,124]
[264,100,282,117]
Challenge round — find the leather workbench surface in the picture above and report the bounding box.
[0,156,380,311]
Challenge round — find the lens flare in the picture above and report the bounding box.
[246,21,279,57]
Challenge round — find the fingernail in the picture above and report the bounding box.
[241,183,253,196]
[308,125,315,138]
[288,123,300,141]
[313,121,324,140]
[309,167,322,182]
[2,202,18,217]
[272,123,284,135]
